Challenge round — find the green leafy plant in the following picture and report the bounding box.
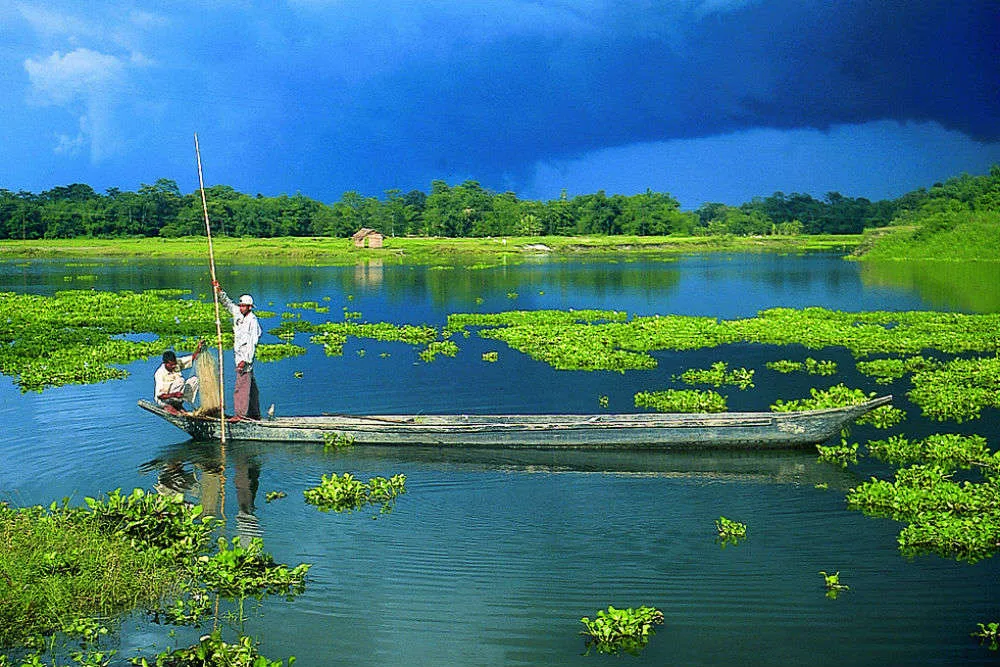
[419,340,459,362]
[129,630,294,667]
[579,606,664,656]
[264,491,287,503]
[304,473,406,515]
[322,432,355,452]
[819,571,849,599]
[715,516,747,546]
[195,537,309,601]
[679,362,755,389]
[972,622,1000,651]
[817,442,859,468]
[634,388,727,413]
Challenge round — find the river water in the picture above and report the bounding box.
[1,253,998,666]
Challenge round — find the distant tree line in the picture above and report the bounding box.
[1,168,996,240]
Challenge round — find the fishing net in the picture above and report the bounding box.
[193,348,222,417]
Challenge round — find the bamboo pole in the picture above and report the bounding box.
[194,133,227,444]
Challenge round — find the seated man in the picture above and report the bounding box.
[154,342,203,414]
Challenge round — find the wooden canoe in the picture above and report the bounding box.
[137,395,892,449]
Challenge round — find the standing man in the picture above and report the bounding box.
[154,341,204,413]
[213,281,263,420]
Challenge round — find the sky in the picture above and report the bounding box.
[1,0,998,209]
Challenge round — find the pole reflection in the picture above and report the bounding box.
[141,440,262,543]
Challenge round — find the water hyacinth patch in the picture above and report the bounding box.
[304,473,406,515]
[847,461,1000,563]
[972,622,1000,651]
[817,442,859,468]
[419,340,459,362]
[634,388,727,413]
[715,516,747,546]
[579,606,664,656]
[770,384,905,428]
[765,358,838,375]
[679,361,755,389]
[856,356,943,384]
[907,356,1000,422]
[0,289,302,392]
[129,630,294,667]
[819,571,849,599]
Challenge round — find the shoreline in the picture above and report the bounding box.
[0,234,860,265]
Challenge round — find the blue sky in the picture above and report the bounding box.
[1,1,998,209]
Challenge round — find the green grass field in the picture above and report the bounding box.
[0,234,861,265]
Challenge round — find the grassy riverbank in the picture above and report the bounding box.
[0,234,860,265]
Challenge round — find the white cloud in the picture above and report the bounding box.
[24,48,133,161]
[24,48,126,104]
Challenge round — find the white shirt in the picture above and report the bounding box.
[219,290,263,366]
[154,355,194,406]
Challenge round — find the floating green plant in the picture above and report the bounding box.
[444,307,1000,376]
[856,355,942,384]
[322,432,355,452]
[865,433,998,473]
[598,394,609,408]
[129,630,293,667]
[482,351,499,362]
[255,343,307,363]
[0,289,308,393]
[907,356,1000,422]
[766,357,837,375]
[634,388,726,413]
[265,491,287,503]
[715,516,747,546]
[196,537,309,600]
[680,361,754,389]
[972,622,1000,651]
[816,442,859,468]
[419,340,459,362]
[847,461,1000,563]
[770,384,904,428]
[579,606,664,656]
[303,473,406,515]
[819,571,849,599]
[306,321,438,357]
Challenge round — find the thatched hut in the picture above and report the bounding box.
[352,228,384,248]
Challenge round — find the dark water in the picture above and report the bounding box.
[2,253,999,666]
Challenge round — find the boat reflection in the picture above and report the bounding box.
[140,440,262,542]
[144,438,860,490]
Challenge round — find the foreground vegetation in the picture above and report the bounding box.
[0,489,308,665]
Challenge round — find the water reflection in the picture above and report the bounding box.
[860,259,1000,312]
[140,441,262,543]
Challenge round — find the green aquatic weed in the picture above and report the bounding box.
[580,605,664,656]
[715,516,747,546]
[634,388,727,413]
[304,473,406,515]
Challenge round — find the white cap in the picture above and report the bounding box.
[238,294,254,306]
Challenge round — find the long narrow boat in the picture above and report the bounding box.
[137,395,891,449]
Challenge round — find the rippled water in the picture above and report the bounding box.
[2,253,999,666]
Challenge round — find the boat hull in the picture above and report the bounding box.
[137,396,891,449]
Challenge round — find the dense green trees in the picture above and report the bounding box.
[1,167,995,240]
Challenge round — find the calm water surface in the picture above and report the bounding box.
[1,253,998,666]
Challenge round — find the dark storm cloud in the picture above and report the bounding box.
[294,0,997,193]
